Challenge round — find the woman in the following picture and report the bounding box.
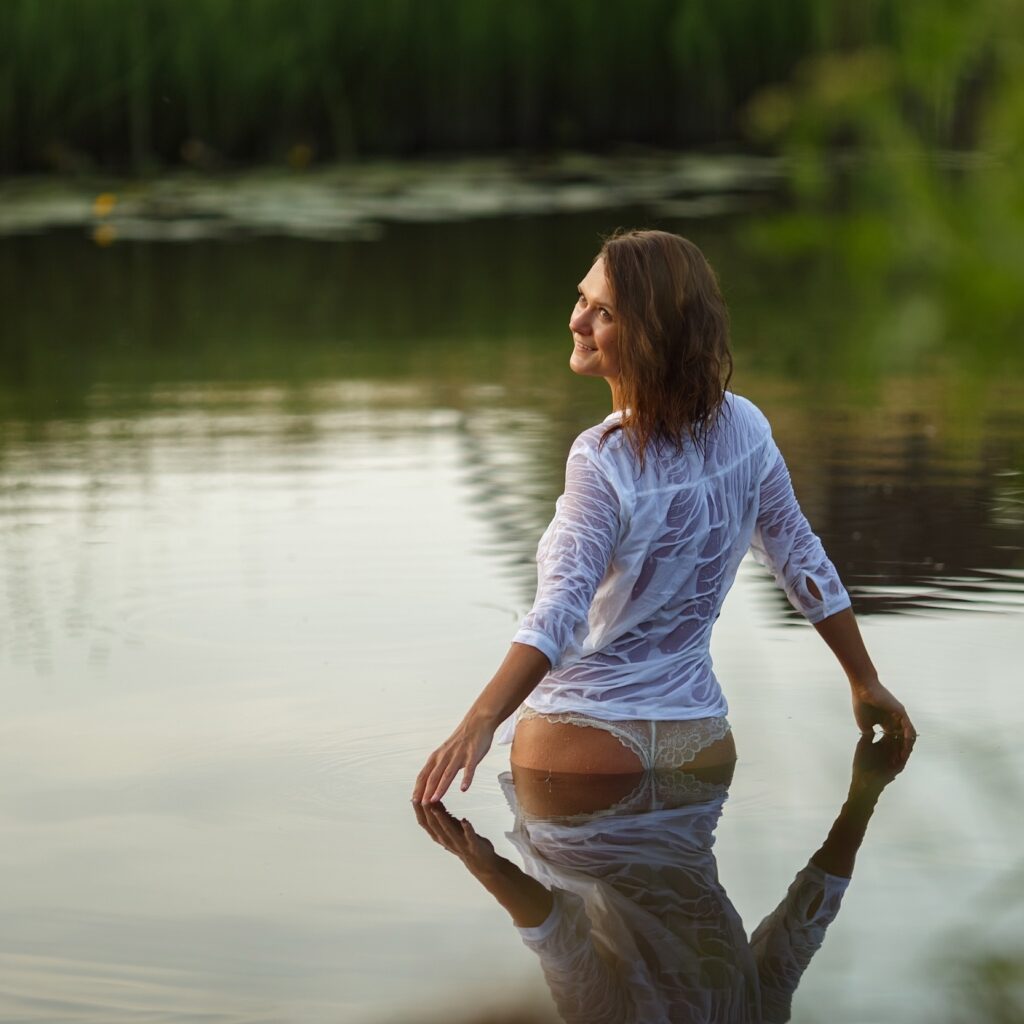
[413,229,915,805]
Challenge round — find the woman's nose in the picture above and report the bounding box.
[569,309,589,333]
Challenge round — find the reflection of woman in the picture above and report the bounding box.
[414,230,914,805]
[416,735,911,1024]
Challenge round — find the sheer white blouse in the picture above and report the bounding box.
[502,393,850,731]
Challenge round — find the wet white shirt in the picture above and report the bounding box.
[504,393,850,729]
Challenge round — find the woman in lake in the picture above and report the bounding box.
[413,229,915,805]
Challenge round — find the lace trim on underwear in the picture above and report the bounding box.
[517,706,731,772]
[653,716,732,769]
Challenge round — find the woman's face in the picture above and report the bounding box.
[569,258,620,386]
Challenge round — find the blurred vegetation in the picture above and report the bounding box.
[741,0,1024,370]
[1,0,896,173]
[4,0,1020,369]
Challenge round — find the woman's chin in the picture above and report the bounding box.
[569,353,595,377]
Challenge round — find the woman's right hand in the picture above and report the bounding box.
[412,644,551,804]
[413,713,495,804]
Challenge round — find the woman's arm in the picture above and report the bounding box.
[812,607,916,738]
[752,440,915,738]
[413,643,551,804]
[414,445,621,804]
[749,440,852,624]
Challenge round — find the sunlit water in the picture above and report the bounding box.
[0,214,1022,1022]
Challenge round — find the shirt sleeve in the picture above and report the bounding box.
[513,446,621,669]
[750,439,851,623]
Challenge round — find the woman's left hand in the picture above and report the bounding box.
[413,714,495,804]
[851,679,916,741]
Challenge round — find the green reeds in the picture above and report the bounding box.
[0,0,885,173]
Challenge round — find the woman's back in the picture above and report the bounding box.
[513,394,849,722]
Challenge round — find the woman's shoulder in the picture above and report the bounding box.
[722,391,768,424]
[719,391,773,443]
[569,411,626,455]
[566,396,773,476]
[565,413,631,482]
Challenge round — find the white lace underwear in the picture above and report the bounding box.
[516,706,731,772]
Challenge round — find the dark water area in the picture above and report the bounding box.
[0,210,1022,1021]
[3,217,1021,616]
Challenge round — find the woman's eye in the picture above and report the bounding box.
[576,294,586,306]
[599,309,612,321]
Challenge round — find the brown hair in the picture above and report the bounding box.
[598,229,733,467]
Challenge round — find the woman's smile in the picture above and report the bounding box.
[568,257,620,385]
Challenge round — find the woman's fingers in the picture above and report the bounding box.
[428,758,464,804]
[415,744,461,802]
[416,745,466,804]
[900,709,917,739]
[414,721,493,803]
[419,759,444,804]
[414,749,448,803]
[885,703,915,740]
[854,682,916,743]
[413,753,441,803]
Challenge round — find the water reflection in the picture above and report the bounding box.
[416,734,912,1023]
[0,214,1018,1020]
[452,399,1024,619]
[1,218,1022,617]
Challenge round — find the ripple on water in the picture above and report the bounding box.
[223,723,470,822]
[104,574,396,655]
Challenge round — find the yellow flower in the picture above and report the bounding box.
[92,192,117,218]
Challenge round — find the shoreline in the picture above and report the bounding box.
[0,150,783,242]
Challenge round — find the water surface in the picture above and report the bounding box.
[0,213,1021,1022]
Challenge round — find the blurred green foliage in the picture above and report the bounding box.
[2,0,889,172]
[2,0,1021,390]
[741,0,1024,367]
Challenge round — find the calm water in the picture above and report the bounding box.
[1,212,1022,1023]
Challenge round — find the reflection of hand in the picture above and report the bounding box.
[414,800,555,927]
[851,731,914,795]
[414,802,501,878]
[851,679,916,740]
[413,715,495,804]
[810,731,915,878]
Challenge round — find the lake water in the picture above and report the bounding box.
[0,209,1022,1023]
